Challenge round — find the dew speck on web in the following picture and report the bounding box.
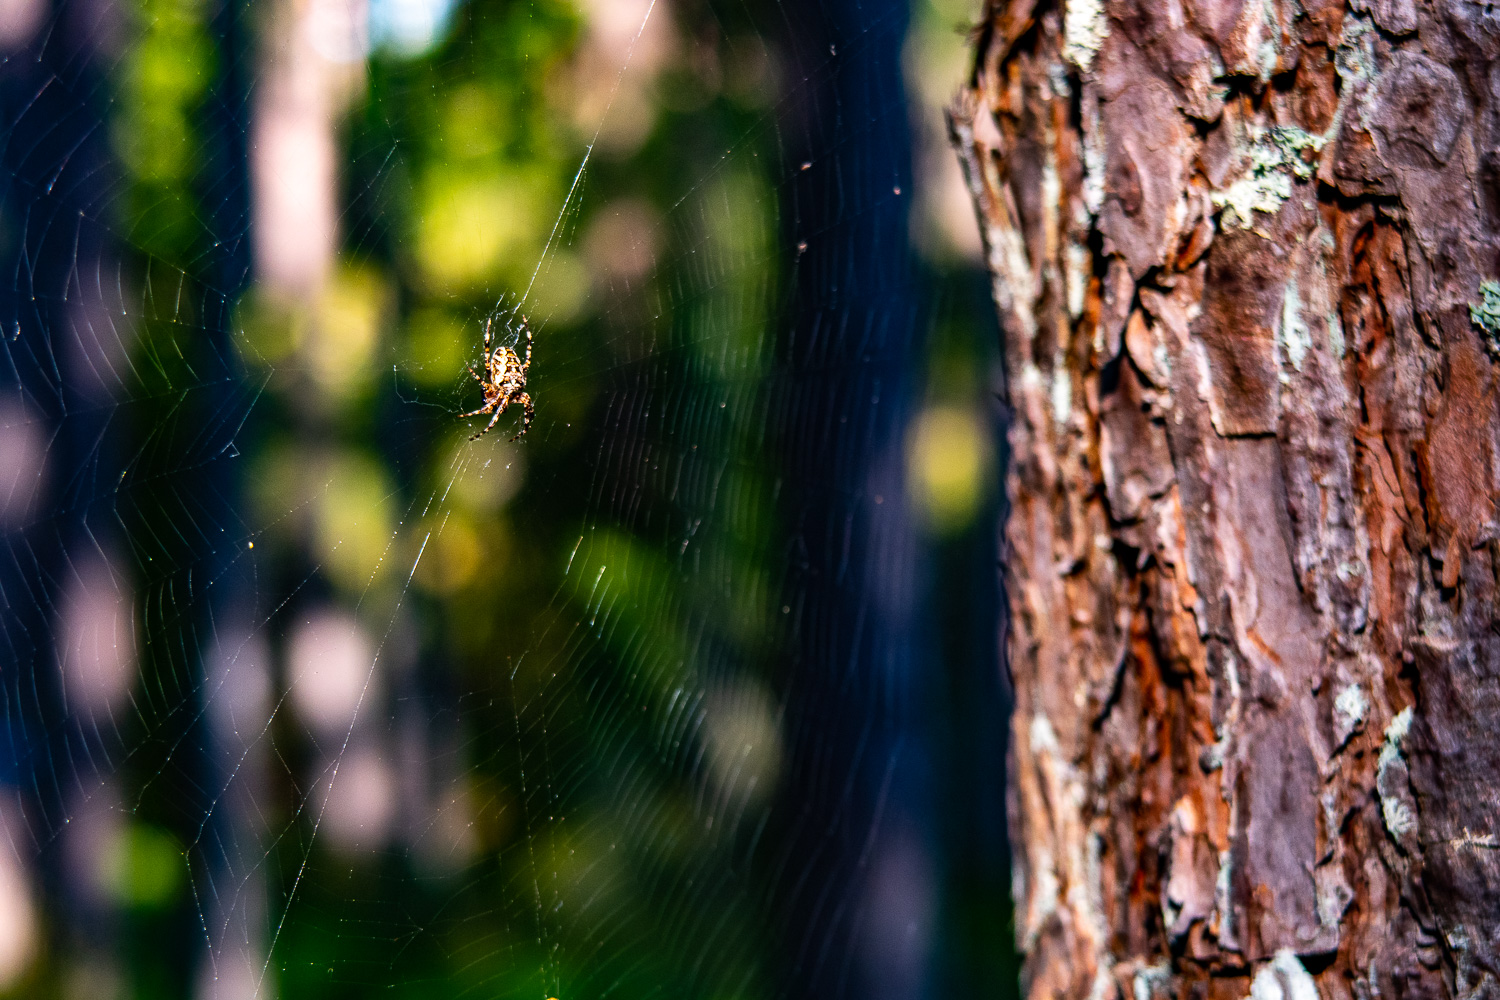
[0,0,1013,998]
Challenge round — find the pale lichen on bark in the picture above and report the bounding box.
[951,0,1500,991]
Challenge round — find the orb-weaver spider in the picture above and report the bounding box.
[462,315,534,441]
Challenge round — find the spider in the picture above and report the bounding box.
[462,314,534,441]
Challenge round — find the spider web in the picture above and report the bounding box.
[0,0,1013,998]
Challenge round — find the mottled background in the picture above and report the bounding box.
[0,0,1016,998]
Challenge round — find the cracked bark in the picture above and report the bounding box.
[951,0,1500,995]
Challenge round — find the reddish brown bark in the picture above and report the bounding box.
[951,0,1500,994]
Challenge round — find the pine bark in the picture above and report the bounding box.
[951,0,1500,994]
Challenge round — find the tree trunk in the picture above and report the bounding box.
[951,0,1500,994]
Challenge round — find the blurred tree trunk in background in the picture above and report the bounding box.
[952,0,1500,994]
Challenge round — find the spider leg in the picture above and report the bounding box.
[520,317,533,370]
[471,395,511,440]
[481,317,492,356]
[508,392,534,441]
[459,397,499,420]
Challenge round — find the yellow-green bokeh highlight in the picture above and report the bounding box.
[564,528,693,705]
[248,443,398,593]
[307,267,389,396]
[101,824,185,910]
[907,404,991,534]
[414,168,552,292]
[442,84,507,162]
[403,308,472,389]
[413,512,490,595]
[113,17,214,184]
[689,170,776,383]
[315,450,399,592]
[234,264,391,402]
[526,249,592,325]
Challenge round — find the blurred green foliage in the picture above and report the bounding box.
[98,0,799,996]
[114,0,216,260]
[44,0,1025,997]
